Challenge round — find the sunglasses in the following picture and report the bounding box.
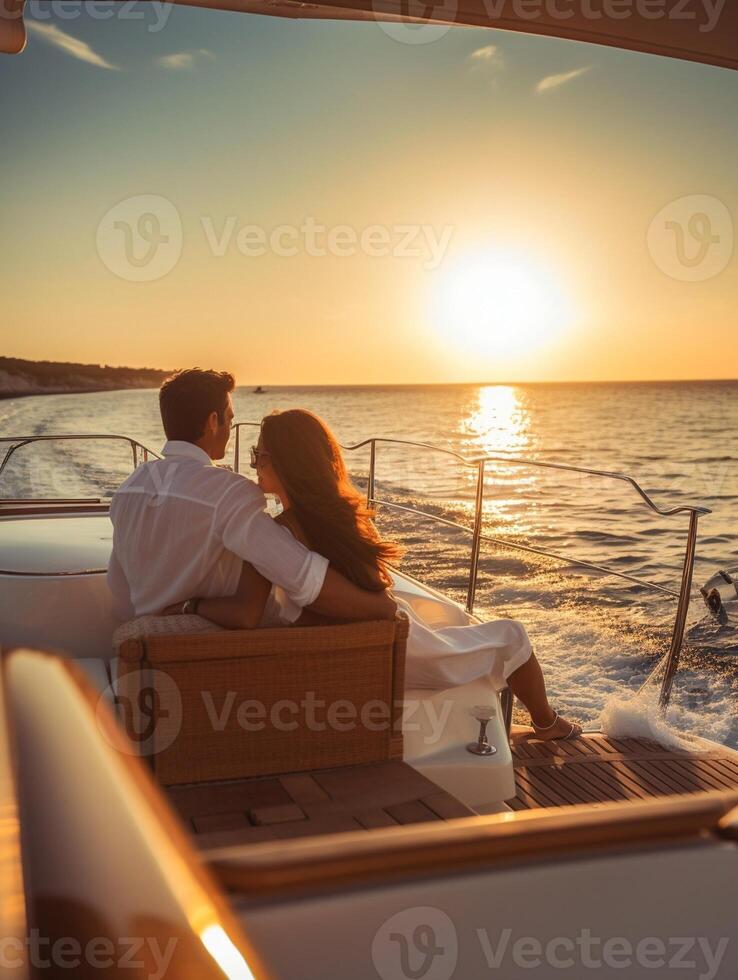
[249,445,271,469]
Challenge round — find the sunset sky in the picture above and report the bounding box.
[1,5,736,384]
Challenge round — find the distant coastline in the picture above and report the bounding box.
[1,357,736,398]
[0,357,171,400]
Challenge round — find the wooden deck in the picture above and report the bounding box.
[167,760,475,849]
[508,732,738,810]
[167,737,738,847]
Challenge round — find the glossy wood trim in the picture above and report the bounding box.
[6,648,271,980]
[718,806,738,841]
[109,0,738,71]
[0,0,25,55]
[212,791,738,898]
[0,652,30,979]
[0,502,109,517]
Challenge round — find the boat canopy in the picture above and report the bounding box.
[1,0,737,68]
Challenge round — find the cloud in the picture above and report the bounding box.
[468,44,506,74]
[157,48,214,70]
[26,21,119,70]
[536,66,591,93]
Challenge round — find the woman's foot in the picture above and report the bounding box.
[530,710,582,741]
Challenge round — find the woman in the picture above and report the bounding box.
[178,409,581,741]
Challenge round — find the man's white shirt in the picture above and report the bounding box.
[107,440,328,621]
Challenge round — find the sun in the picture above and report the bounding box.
[431,250,574,357]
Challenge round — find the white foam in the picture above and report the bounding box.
[599,689,692,750]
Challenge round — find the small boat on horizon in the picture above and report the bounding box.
[253,385,266,394]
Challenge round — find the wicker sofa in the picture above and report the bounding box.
[116,614,409,786]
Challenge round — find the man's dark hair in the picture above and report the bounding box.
[159,368,235,442]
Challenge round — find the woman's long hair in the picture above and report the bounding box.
[260,409,402,591]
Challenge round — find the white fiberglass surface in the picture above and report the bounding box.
[0,514,113,574]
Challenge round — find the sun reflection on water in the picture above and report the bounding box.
[463,385,531,456]
[461,385,537,534]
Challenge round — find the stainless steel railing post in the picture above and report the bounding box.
[234,424,241,474]
[131,442,138,469]
[501,687,514,739]
[659,509,700,712]
[367,440,376,508]
[466,459,485,614]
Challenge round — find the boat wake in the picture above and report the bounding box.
[601,689,696,751]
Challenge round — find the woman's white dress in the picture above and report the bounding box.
[395,594,532,691]
[267,585,532,693]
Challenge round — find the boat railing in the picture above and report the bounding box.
[0,434,160,504]
[0,426,711,711]
[233,422,710,711]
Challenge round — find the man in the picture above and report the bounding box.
[107,368,396,624]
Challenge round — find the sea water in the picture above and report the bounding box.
[2,380,736,746]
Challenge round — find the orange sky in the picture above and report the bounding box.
[2,11,736,383]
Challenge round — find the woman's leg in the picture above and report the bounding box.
[506,652,582,740]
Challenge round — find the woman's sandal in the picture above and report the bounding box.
[531,711,582,741]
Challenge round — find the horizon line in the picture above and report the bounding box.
[235,377,738,388]
[4,356,738,389]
